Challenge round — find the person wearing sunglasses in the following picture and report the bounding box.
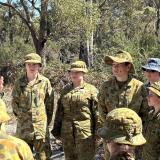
[142,81,160,160]
[142,58,160,87]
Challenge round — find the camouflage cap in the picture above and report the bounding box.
[24,53,42,65]
[142,58,160,72]
[148,81,160,97]
[0,99,10,123]
[68,61,88,73]
[104,50,135,73]
[98,108,146,146]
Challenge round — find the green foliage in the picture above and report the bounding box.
[0,37,34,64]
[0,0,160,85]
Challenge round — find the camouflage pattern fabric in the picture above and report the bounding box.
[98,76,148,124]
[24,53,42,64]
[0,131,34,160]
[98,108,146,160]
[98,77,148,160]
[142,108,160,160]
[63,137,95,160]
[68,60,88,73]
[53,82,99,160]
[98,108,146,146]
[104,50,135,73]
[12,73,54,159]
[0,99,7,132]
[148,81,160,97]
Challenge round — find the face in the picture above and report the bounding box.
[147,90,160,108]
[0,76,4,92]
[144,69,160,83]
[69,71,84,83]
[25,63,40,75]
[112,62,131,78]
[107,141,134,158]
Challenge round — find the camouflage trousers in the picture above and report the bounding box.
[27,138,51,160]
[62,136,96,160]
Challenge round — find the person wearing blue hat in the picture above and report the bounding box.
[142,58,160,87]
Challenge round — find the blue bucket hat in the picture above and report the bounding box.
[142,58,160,72]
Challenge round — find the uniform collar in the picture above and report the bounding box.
[71,81,86,89]
[20,73,43,87]
[112,76,132,90]
[148,107,160,119]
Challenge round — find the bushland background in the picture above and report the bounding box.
[0,0,160,159]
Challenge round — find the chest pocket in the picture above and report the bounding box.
[62,89,91,118]
[19,87,31,111]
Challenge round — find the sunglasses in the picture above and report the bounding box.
[147,93,156,97]
[143,69,157,73]
[147,93,160,98]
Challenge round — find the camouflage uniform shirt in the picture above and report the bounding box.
[0,131,34,160]
[12,73,54,141]
[98,76,148,124]
[54,82,99,139]
[0,98,7,132]
[142,108,160,160]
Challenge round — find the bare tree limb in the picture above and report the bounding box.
[28,0,41,14]
[20,0,31,22]
[0,2,29,26]
[0,0,49,55]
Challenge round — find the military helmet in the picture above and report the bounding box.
[24,53,42,65]
[98,108,146,146]
[148,81,160,97]
[68,60,88,73]
[104,50,135,73]
[0,99,10,123]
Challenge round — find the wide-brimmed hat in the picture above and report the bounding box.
[68,61,88,73]
[142,58,160,72]
[24,53,42,65]
[148,81,160,97]
[0,99,10,123]
[98,108,146,146]
[104,50,135,73]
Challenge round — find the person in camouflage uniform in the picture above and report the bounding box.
[52,60,99,160]
[98,50,148,159]
[98,108,146,160]
[142,81,160,160]
[0,98,34,160]
[12,53,54,160]
[142,58,160,88]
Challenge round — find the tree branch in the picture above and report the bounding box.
[0,2,30,26]
[0,1,39,48]
[28,0,41,14]
[20,0,32,22]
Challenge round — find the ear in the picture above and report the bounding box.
[127,64,132,72]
